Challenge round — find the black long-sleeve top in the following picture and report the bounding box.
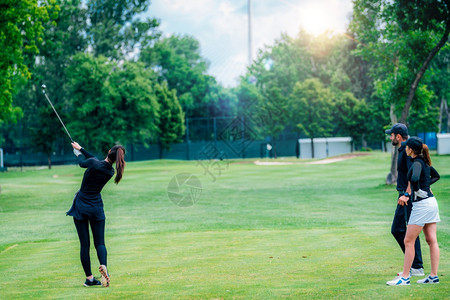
[407,156,440,201]
[397,142,412,193]
[77,148,114,195]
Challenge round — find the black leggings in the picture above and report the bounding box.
[73,218,107,277]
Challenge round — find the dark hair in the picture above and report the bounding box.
[406,137,432,166]
[107,145,126,184]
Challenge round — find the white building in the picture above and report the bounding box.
[298,137,353,159]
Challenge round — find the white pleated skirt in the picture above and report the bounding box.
[409,197,440,227]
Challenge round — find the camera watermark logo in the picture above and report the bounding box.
[218,117,257,156]
[167,173,202,207]
[196,142,229,182]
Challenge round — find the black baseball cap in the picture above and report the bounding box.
[406,136,423,152]
[385,123,408,137]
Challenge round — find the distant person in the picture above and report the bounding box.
[67,142,126,287]
[387,137,440,285]
[385,124,424,277]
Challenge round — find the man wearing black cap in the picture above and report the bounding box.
[385,123,424,276]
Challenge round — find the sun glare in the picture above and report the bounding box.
[299,5,338,36]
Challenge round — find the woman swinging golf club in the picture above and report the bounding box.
[67,142,125,287]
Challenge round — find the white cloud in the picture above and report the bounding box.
[157,0,214,16]
[146,0,353,87]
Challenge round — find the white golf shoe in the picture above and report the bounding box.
[387,276,410,286]
[417,275,439,284]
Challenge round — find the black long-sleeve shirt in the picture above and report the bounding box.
[77,148,114,195]
[397,142,412,193]
[407,156,440,201]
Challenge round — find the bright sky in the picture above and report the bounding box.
[146,0,354,87]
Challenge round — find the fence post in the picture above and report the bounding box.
[20,120,23,171]
[186,117,190,160]
[213,117,217,145]
[241,116,245,159]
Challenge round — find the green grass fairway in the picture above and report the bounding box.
[0,152,449,299]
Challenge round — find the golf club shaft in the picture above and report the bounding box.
[404,204,408,226]
[43,92,74,143]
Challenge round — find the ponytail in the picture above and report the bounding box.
[107,145,126,184]
[422,144,432,166]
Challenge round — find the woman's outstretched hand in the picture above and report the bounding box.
[71,142,82,150]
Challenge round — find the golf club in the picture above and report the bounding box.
[41,84,74,143]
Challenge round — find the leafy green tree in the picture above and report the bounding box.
[255,85,290,158]
[36,0,87,103]
[66,54,113,152]
[350,0,449,121]
[350,0,449,183]
[248,32,313,97]
[333,92,370,148]
[237,73,290,158]
[425,44,450,133]
[106,61,160,148]
[15,0,160,160]
[140,35,215,117]
[243,30,368,145]
[393,0,450,122]
[11,0,86,165]
[30,106,64,168]
[67,54,160,153]
[203,83,239,118]
[0,0,52,123]
[86,0,160,59]
[236,78,263,114]
[154,82,185,159]
[289,78,335,158]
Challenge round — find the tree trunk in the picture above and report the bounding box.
[386,104,398,184]
[386,145,398,185]
[310,137,314,159]
[439,97,449,133]
[361,134,367,150]
[47,155,52,170]
[400,22,450,123]
[445,98,450,133]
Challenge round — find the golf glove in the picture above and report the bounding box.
[73,149,82,157]
[415,189,428,200]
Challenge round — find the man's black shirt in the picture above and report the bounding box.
[397,141,411,193]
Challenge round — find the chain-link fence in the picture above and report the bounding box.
[2,116,438,168]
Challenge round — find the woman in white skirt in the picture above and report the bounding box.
[387,137,440,286]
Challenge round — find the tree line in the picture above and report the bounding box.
[0,0,448,168]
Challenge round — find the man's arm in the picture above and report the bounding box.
[396,148,409,192]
